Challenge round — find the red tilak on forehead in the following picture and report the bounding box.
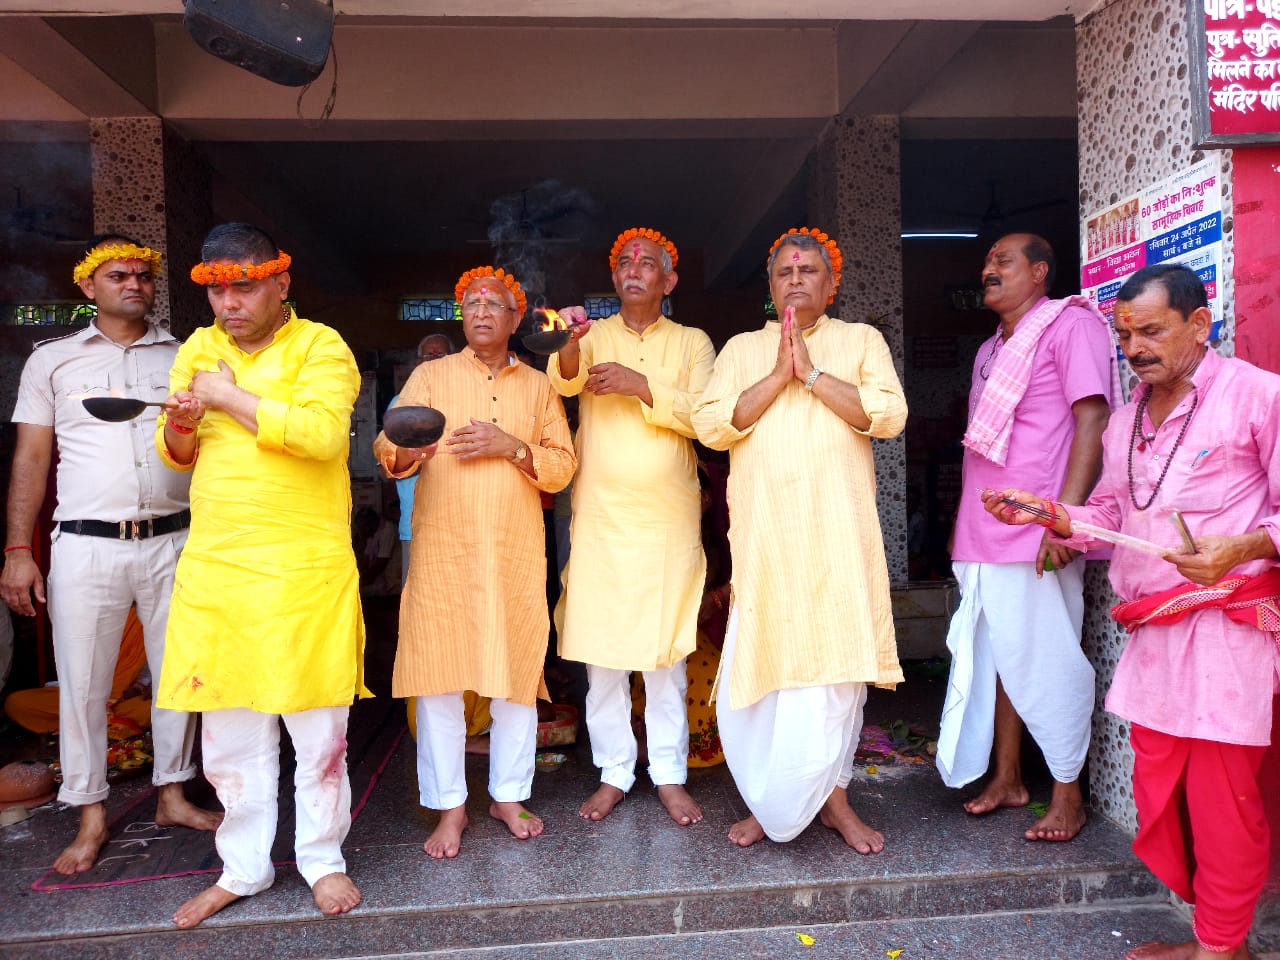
[632,243,641,259]
[791,249,801,261]
[479,285,488,296]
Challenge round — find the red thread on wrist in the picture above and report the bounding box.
[168,420,195,435]
[4,545,33,554]
[1038,500,1059,528]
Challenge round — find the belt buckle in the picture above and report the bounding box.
[126,520,141,540]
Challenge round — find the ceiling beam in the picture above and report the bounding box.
[840,21,982,115]
[703,137,815,288]
[0,16,152,116]
[0,2,1099,20]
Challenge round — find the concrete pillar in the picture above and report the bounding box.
[88,117,211,338]
[809,115,908,583]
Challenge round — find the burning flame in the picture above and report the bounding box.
[536,307,567,333]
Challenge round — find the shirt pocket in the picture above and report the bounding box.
[1162,439,1224,514]
[56,378,113,424]
[141,370,171,399]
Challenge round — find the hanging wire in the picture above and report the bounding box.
[296,14,338,123]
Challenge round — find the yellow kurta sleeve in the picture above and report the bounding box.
[525,384,576,494]
[692,331,762,450]
[372,365,431,479]
[548,334,593,396]
[156,343,199,472]
[640,327,715,439]
[256,326,360,460]
[847,324,908,440]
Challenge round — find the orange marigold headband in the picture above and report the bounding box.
[454,266,527,316]
[769,227,843,304]
[609,227,678,270]
[190,251,292,286]
[73,243,163,285]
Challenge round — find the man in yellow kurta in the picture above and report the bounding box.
[155,223,367,929]
[374,267,575,861]
[548,227,715,826]
[692,227,907,852]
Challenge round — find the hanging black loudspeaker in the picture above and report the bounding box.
[183,0,334,87]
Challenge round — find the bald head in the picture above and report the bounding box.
[417,334,454,362]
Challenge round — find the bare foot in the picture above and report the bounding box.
[423,805,468,859]
[578,783,625,821]
[312,872,361,916]
[1124,941,1251,960]
[818,788,884,855]
[963,777,1030,816]
[173,883,242,929]
[657,784,703,826]
[1025,780,1086,842]
[490,800,543,839]
[52,803,110,875]
[155,783,223,832]
[728,815,765,847]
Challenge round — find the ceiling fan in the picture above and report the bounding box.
[480,179,595,248]
[948,180,1070,236]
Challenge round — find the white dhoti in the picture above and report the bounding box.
[47,528,197,805]
[415,693,536,806]
[585,662,689,793]
[936,560,1093,789]
[201,705,352,895]
[716,606,866,842]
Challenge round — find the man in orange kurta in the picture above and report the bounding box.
[374,267,576,860]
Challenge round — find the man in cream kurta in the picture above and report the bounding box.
[156,224,366,930]
[375,267,576,861]
[549,228,715,826]
[693,228,906,851]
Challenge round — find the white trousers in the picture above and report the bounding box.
[415,693,536,807]
[936,560,1094,788]
[585,662,689,793]
[201,706,352,896]
[717,606,866,843]
[46,528,197,805]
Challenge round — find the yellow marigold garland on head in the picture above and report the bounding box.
[189,251,292,286]
[768,227,843,304]
[72,243,163,285]
[609,227,679,271]
[454,266,527,316]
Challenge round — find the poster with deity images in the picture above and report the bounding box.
[1188,0,1280,146]
[1080,154,1224,341]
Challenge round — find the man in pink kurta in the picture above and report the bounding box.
[937,233,1113,843]
[987,264,1280,960]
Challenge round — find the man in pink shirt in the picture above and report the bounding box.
[937,233,1113,842]
[986,262,1280,960]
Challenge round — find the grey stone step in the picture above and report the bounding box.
[0,736,1174,960]
[0,904,1201,960]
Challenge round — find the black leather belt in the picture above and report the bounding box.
[59,509,191,540]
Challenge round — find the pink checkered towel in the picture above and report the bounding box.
[962,295,1121,465]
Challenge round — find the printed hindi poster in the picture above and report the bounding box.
[1189,0,1280,146]
[1080,154,1224,340]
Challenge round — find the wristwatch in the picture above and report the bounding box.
[804,366,823,391]
[510,440,527,463]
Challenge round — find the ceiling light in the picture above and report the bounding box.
[900,232,979,239]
